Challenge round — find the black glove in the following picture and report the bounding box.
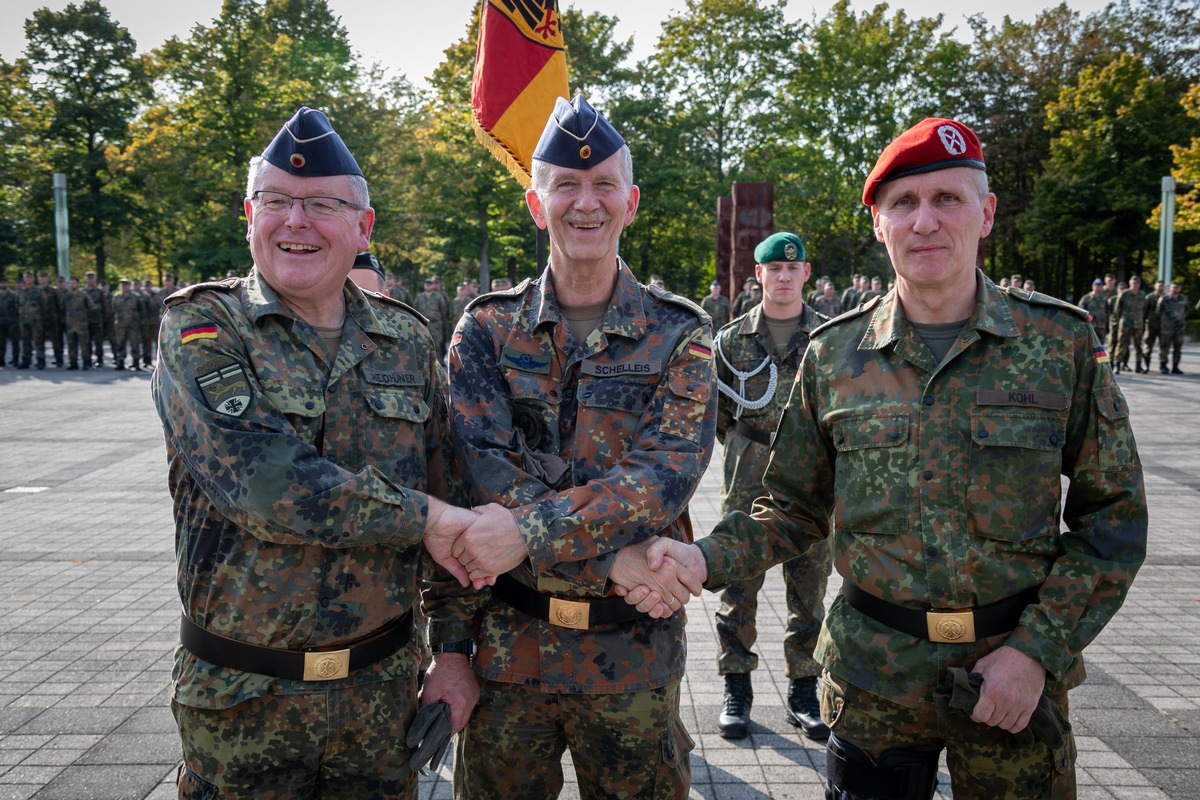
[406,701,453,775]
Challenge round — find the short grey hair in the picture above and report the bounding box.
[528,145,634,198]
[245,155,371,208]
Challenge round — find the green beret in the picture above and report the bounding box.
[754,232,806,264]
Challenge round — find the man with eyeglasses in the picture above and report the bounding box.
[152,106,483,798]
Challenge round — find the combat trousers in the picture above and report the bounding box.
[454,679,692,800]
[66,328,90,368]
[1115,323,1144,368]
[1160,328,1184,370]
[112,323,138,367]
[48,320,64,365]
[715,538,830,678]
[88,319,105,365]
[173,676,420,800]
[1143,323,1160,367]
[820,672,1076,800]
[142,322,156,365]
[19,319,44,366]
[0,320,17,366]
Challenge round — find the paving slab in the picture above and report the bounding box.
[1,342,1197,799]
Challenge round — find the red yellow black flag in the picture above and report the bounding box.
[471,0,570,187]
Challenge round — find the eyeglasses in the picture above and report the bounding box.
[250,190,364,218]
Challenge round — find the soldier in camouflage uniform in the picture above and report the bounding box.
[701,280,731,329]
[1156,282,1189,374]
[62,276,95,370]
[38,272,64,367]
[712,231,831,742]
[811,281,843,319]
[446,95,715,800]
[1111,275,1147,374]
[110,278,144,370]
[1141,280,1165,371]
[17,270,46,370]
[83,272,107,367]
[1076,278,1108,341]
[413,277,451,357]
[0,277,17,368]
[153,106,483,800]
[141,279,161,367]
[638,118,1147,800]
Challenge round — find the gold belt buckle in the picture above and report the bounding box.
[926,610,976,643]
[548,597,591,630]
[303,649,350,681]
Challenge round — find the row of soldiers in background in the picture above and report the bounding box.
[0,270,177,372]
[1077,273,1193,376]
[401,272,513,358]
[701,272,888,329]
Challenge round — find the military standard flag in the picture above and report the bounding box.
[471,0,570,187]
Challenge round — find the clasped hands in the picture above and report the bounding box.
[423,498,708,616]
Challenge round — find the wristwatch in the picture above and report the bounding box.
[431,639,476,661]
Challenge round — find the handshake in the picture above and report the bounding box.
[422,498,708,618]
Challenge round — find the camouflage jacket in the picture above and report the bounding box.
[1157,293,1189,331]
[715,302,825,515]
[448,260,716,694]
[413,290,451,337]
[1076,292,1108,334]
[811,294,843,319]
[0,288,16,324]
[112,292,144,327]
[1112,289,1145,329]
[701,294,731,329]
[18,284,44,324]
[1143,292,1165,328]
[698,272,1147,708]
[62,289,95,331]
[152,269,474,710]
[82,286,105,324]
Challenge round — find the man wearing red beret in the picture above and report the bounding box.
[630,117,1148,798]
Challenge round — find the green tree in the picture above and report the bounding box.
[22,0,150,281]
[760,0,970,277]
[1023,52,1190,290]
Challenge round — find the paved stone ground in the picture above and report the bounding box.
[1,343,1197,800]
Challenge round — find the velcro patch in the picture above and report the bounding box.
[581,359,661,377]
[181,324,218,344]
[196,356,252,417]
[976,390,1069,410]
[501,347,552,374]
[687,342,712,361]
[364,370,423,387]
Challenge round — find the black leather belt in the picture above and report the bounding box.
[842,583,1040,644]
[734,420,772,446]
[492,573,647,630]
[180,610,414,681]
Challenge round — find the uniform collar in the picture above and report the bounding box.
[244,267,403,340]
[858,269,1020,351]
[531,258,648,342]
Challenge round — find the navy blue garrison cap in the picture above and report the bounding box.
[262,107,362,178]
[352,252,384,278]
[532,95,625,170]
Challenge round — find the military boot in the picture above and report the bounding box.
[718,673,753,739]
[785,677,830,741]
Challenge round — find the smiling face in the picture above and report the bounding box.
[871,167,994,299]
[526,148,638,272]
[244,163,374,310]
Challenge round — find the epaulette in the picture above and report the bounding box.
[465,278,531,312]
[647,283,706,321]
[366,291,427,325]
[164,276,242,307]
[809,293,883,337]
[1004,285,1091,321]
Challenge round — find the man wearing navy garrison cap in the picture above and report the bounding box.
[153,106,483,798]
[633,117,1147,798]
[446,94,717,798]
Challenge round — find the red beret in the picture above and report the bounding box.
[862,118,985,206]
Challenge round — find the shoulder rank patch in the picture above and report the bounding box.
[181,324,218,344]
[501,347,551,374]
[196,356,252,417]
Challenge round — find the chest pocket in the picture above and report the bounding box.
[1094,386,1137,472]
[506,369,562,453]
[830,413,909,534]
[967,410,1065,542]
[261,379,325,443]
[660,369,711,443]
